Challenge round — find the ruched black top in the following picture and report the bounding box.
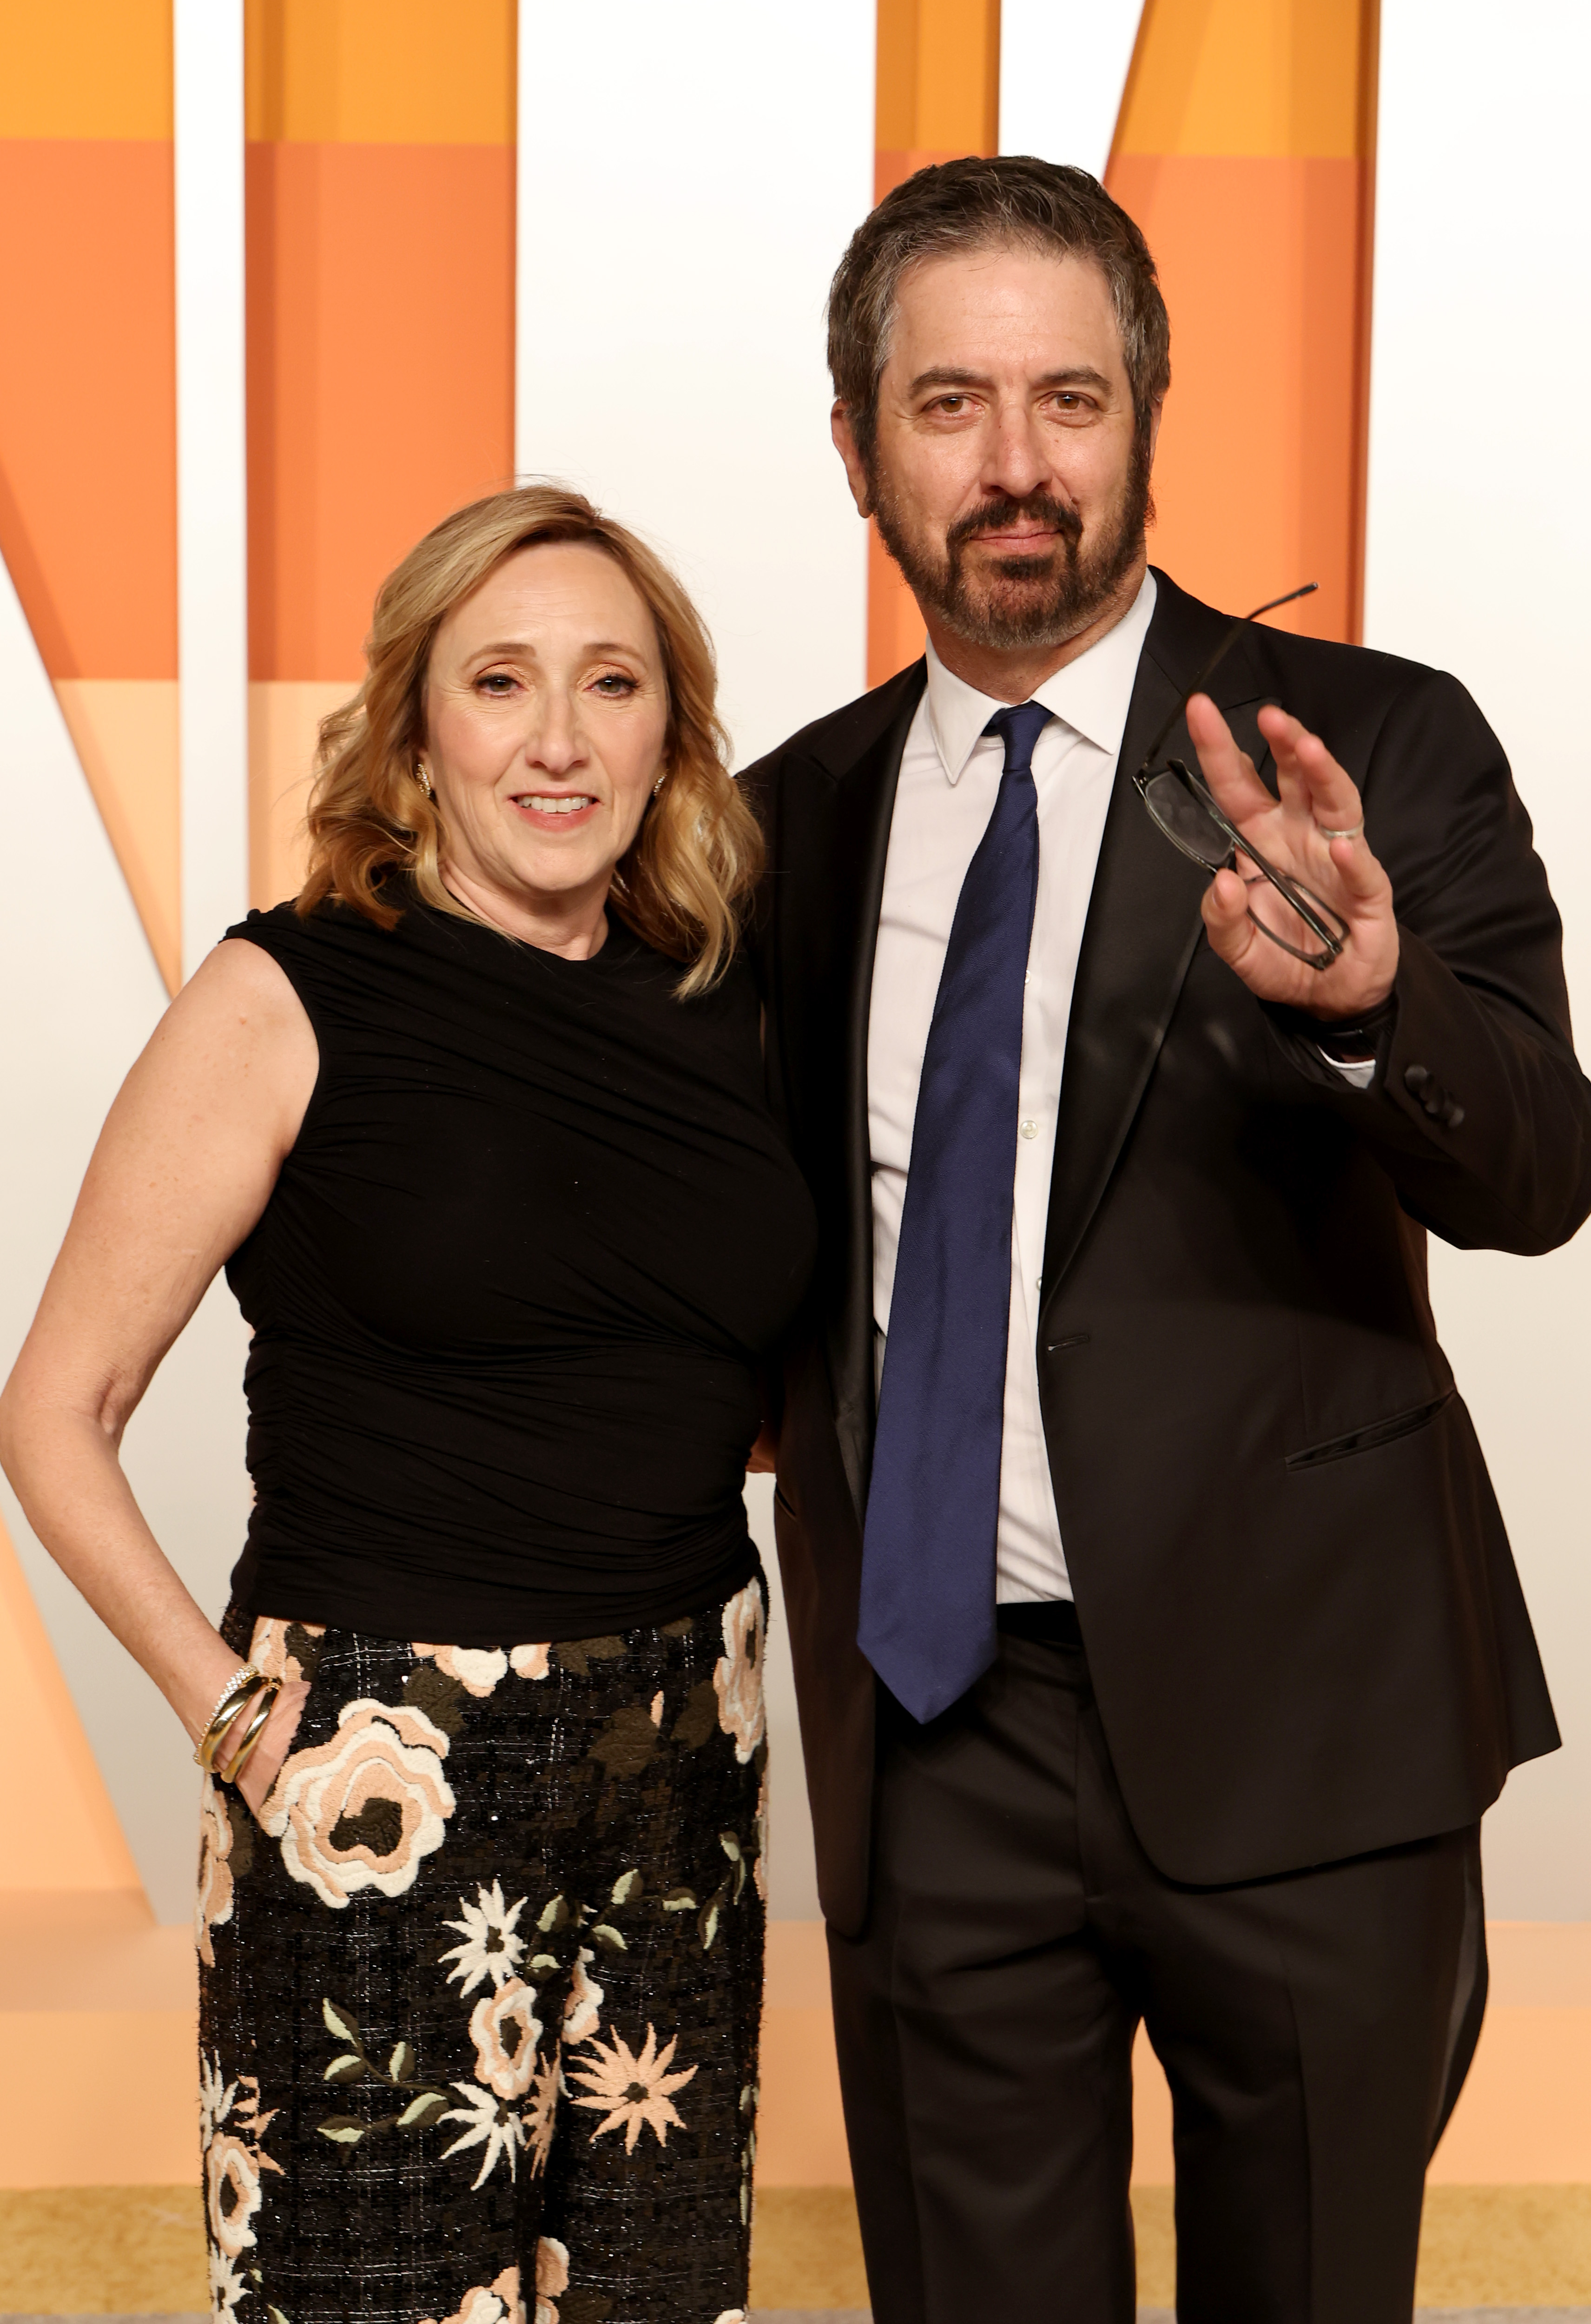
[223,888,815,1645]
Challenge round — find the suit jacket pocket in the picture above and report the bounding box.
[1285,1388,1456,1472]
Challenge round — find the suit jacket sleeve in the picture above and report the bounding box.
[1264,665,1591,1255]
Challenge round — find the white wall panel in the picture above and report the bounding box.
[518,1,875,1920]
[999,0,1143,179]
[0,546,252,1924]
[1365,1,1591,1915]
[515,0,872,772]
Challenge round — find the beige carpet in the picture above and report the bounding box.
[1,2184,1589,2312]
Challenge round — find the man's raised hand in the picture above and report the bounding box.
[1185,693,1399,1019]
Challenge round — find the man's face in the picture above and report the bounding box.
[835,244,1155,653]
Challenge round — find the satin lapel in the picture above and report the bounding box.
[824,668,925,1517]
[1040,629,1263,1297]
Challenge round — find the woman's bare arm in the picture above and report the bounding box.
[0,938,317,1809]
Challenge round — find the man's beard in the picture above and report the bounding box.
[870,434,1152,652]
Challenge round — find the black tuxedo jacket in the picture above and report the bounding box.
[746,569,1590,1939]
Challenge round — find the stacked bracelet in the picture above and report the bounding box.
[195,1664,268,1775]
[215,1682,280,1786]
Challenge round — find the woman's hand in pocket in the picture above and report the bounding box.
[236,1677,309,1821]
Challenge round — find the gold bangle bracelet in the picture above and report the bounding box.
[217,1683,280,1787]
[195,1664,266,1774]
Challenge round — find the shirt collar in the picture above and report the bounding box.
[923,568,1158,786]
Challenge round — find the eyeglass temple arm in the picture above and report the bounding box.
[1138,582,1319,772]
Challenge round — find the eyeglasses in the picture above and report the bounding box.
[1133,583,1348,970]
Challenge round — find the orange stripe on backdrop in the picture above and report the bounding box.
[0,137,180,986]
[245,0,516,909]
[1108,0,1378,642]
[246,143,515,683]
[867,0,1003,686]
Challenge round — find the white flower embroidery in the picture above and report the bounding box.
[199,2051,236,2149]
[209,2244,249,2324]
[713,1580,766,1763]
[562,1946,604,2043]
[206,2131,262,2258]
[533,2236,569,2324]
[469,1978,541,2102]
[262,1698,455,1909]
[510,1641,551,1681]
[441,1880,528,1995]
[411,1642,508,1698]
[195,1776,236,1968]
[420,2265,524,2324]
[439,2079,526,2189]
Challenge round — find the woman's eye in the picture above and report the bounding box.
[476,673,516,694]
[592,673,638,696]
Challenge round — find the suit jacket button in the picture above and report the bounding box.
[1404,1063,1431,1093]
[1443,1099,1465,1128]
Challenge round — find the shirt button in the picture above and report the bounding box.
[1019,1120,1039,1139]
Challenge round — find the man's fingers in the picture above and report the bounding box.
[1185,693,1274,819]
[1259,704,1366,836]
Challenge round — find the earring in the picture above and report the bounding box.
[652,774,666,796]
[415,762,435,801]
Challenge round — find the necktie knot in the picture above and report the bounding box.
[984,700,1052,775]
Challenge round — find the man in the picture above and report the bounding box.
[748,157,1591,2322]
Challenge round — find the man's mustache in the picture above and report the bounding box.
[947,493,1084,553]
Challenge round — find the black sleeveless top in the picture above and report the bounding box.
[223,890,816,1644]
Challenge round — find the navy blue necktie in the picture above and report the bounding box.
[858,700,1050,1723]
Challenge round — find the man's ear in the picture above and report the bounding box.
[1145,398,1164,469]
[831,401,874,518]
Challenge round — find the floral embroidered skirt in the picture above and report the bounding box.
[197,1576,769,2324]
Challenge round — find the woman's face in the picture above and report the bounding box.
[423,541,669,948]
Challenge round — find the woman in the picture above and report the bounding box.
[0,486,815,2324]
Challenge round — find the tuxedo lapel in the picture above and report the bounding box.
[773,662,925,1519]
[1040,577,1268,1299]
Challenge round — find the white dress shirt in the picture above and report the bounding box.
[868,572,1157,1604]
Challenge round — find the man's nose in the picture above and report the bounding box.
[981,407,1049,500]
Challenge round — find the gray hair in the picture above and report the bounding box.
[826,154,1172,467]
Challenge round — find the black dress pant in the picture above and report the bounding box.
[827,1609,1486,2324]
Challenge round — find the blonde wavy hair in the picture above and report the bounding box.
[297,484,762,994]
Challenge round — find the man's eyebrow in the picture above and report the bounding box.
[905,364,1115,396]
[907,367,993,396]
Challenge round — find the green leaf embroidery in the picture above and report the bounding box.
[720,1832,742,1861]
[611,1868,642,1904]
[322,2055,363,2084]
[700,1902,720,1950]
[530,1951,561,1975]
[538,1895,568,1933]
[317,2117,365,2144]
[589,1923,627,1951]
[661,1888,697,1912]
[388,2041,414,2084]
[396,2091,451,2129]
[321,1999,361,2048]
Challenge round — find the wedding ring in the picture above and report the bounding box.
[1316,820,1363,841]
